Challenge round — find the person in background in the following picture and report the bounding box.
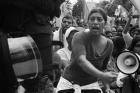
[104,34,126,93]
[105,30,113,39]
[111,27,117,37]
[128,36,140,86]
[56,27,78,69]
[53,14,74,52]
[56,7,118,93]
[122,10,140,49]
[53,27,79,88]
[129,26,140,38]
[104,25,112,38]
[109,35,140,93]
[107,35,126,73]
[116,26,123,37]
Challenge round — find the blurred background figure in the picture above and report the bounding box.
[53,14,74,52]
[53,27,79,88]
[129,25,140,38]
[105,30,113,39]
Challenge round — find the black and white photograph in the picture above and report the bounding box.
[0,0,140,93]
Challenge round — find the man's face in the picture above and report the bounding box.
[61,18,73,34]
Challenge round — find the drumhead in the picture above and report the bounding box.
[8,35,42,80]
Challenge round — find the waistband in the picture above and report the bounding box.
[56,76,103,93]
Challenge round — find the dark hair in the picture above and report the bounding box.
[62,14,74,23]
[105,30,112,35]
[87,7,107,23]
[112,36,126,58]
[129,25,139,36]
[128,36,140,51]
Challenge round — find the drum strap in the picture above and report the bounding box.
[0,32,18,91]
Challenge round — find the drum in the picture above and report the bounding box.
[8,35,42,80]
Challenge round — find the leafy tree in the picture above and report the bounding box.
[98,0,110,9]
[72,0,83,19]
[105,3,118,17]
[97,0,117,17]
[111,0,132,12]
[100,0,132,17]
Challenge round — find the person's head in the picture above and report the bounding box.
[105,31,113,39]
[117,26,123,36]
[129,25,140,38]
[128,36,140,55]
[87,7,107,36]
[76,18,84,27]
[111,27,116,36]
[65,27,78,50]
[61,14,74,34]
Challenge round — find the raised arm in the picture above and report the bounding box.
[122,10,133,48]
[122,10,133,34]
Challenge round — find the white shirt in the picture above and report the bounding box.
[56,47,71,67]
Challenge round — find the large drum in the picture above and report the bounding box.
[8,35,42,81]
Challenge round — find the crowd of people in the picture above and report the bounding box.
[0,0,140,93]
[51,5,140,93]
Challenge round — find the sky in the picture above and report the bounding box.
[69,0,109,4]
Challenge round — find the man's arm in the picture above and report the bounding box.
[122,10,133,48]
[122,10,132,34]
